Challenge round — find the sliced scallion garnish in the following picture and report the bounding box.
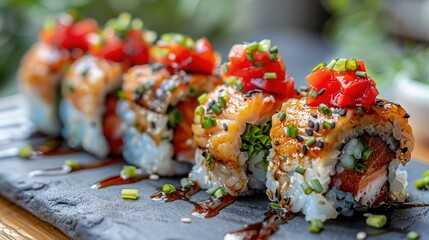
[287,124,297,138]
[355,163,368,173]
[198,93,208,104]
[121,189,139,200]
[18,145,33,158]
[356,71,367,78]
[301,181,313,195]
[235,82,244,91]
[309,219,323,233]
[264,72,277,79]
[246,41,259,52]
[305,137,316,147]
[295,166,306,175]
[318,104,331,116]
[312,62,326,72]
[406,231,420,240]
[277,112,286,121]
[195,106,205,115]
[180,178,191,190]
[214,187,227,198]
[366,214,387,229]
[309,179,323,193]
[269,46,278,54]
[222,63,229,73]
[247,52,255,61]
[258,39,271,52]
[252,62,265,67]
[269,202,282,209]
[211,103,223,115]
[345,59,358,71]
[414,177,429,190]
[362,148,373,161]
[225,77,238,86]
[121,165,137,178]
[201,116,216,128]
[326,59,337,70]
[340,155,356,169]
[218,96,227,108]
[162,184,176,194]
[64,160,80,169]
[357,106,366,115]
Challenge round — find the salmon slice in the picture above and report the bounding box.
[331,135,395,206]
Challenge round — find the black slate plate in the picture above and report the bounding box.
[0,97,428,240]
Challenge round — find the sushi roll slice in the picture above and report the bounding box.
[266,58,414,222]
[118,33,222,176]
[190,40,296,196]
[19,12,97,136]
[60,13,155,157]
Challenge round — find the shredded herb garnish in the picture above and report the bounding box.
[241,122,272,172]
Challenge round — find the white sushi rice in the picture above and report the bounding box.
[267,124,410,221]
[24,90,60,136]
[190,147,268,196]
[60,98,109,158]
[117,100,191,176]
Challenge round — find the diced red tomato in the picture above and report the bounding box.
[103,95,123,156]
[305,61,378,109]
[151,36,217,75]
[39,18,97,52]
[222,42,294,97]
[90,28,151,66]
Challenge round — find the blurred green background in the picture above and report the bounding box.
[1,0,429,97]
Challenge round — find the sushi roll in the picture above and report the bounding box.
[266,58,414,222]
[60,13,155,157]
[190,40,296,196]
[117,33,222,176]
[19,12,97,136]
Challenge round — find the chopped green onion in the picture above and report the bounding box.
[309,219,323,233]
[269,54,277,62]
[326,59,337,70]
[301,181,313,195]
[312,62,327,72]
[333,58,347,72]
[318,104,331,116]
[214,187,227,198]
[414,177,429,190]
[340,155,356,169]
[356,71,367,78]
[218,96,227,108]
[121,189,139,200]
[269,202,282,209]
[206,186,220,195]
[168,84,177,92]
[295,166,306,175]
[162,184,176,194]
[195,106,205,115]
[355,163,368,173]
[64,160,80,169]
[362,148,373,161]
[161,135,170,141]
[180,178,191,190]
[246,41,259,52]
[309,89,319,98]
[211,104,223,115]
[305,137,316,147]
[323,121,334,129]
[252,62,265,67]
[309,179,323,193]
[222,63,229,73]
[406,231,420,240]
[235,82,244,91]
[247,52,255,61]
[198,93,208,104]
[424,170,429,178]
[357,106,366,115]
[277,112,286,121]
[117,90,126,99]
[189,86,196,94]
[366,214,387,229]
[264,72,277,79]
[201,116,216,128]
[287,124,298,138]
[167,108,184,129]
[144,82,153,90]
[299,86,309,92]
[131,18,143,29]
[269,46,278,54]
[121,165,137,178]
[67,84,75,92]
[258,39,271,52]
[345,59,358,71]
[225,77,238,86]
[18,145,33,158]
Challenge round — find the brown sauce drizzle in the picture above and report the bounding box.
[225,209,296,240]
[151,183,236,218]
[91,172,148,189]
[29,158,124,177]
[25,138,80,159]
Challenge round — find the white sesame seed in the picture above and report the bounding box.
[181,218,191,223]
[356,231,367,240]
[149,174,159,180]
